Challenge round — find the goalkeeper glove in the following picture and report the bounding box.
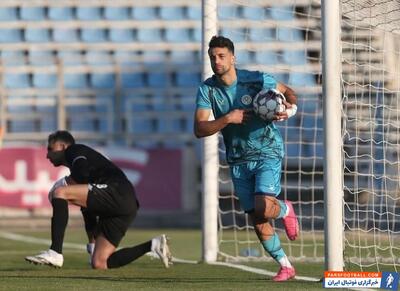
[286,104,297,119]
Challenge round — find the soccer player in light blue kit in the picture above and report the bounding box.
[194,36,299,282]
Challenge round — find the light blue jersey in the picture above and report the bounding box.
[196,69,284,165]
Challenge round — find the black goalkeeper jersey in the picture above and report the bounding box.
[64,144,128,184]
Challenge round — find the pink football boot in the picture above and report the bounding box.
[273,266,296,282]
[282,200,299,241]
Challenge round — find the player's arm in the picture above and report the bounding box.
[276,82,298,120]
[69,156,90,184]
[194,108,251,138]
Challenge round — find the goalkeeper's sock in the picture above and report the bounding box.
[50,198,69,254]
[107,241,152,269]
[276,200,288,219]
[261,233,289,265]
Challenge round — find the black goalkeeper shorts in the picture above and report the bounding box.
[86,179,139,247]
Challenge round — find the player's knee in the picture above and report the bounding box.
[91,257,108,270]
[53,186,67,199]
[254,195,280,220]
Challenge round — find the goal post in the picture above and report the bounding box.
[201,0,219,263]
[201,0,400,272]
[321,0,344,271]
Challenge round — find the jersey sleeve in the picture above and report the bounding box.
[262,73,277,90]
[195,85,212,110]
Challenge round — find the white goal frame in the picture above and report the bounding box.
[201,0,344,270]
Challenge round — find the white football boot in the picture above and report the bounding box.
[25,249,64,268]
[151,234,172,268]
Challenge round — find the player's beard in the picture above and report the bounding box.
[212,64,229,77]
[47,150,65,167]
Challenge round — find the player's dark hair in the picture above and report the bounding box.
[48,130,75,145]
[208,35,235,55]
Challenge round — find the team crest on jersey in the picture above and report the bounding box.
[241,95,252,105]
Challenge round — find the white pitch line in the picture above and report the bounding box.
[1,230,377,291]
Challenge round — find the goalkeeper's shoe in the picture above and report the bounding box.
[272,266,296,282]
[282,200,299,241]
[151,234,172,268]
[25,249,63,268]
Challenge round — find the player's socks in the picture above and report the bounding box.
[106,241,152,268]
[261,233,286,262]
[50,198,69,254]
[276,200,288,219]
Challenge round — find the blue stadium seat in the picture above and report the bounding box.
[192,27,201,42]
[242,6,267,20]
[169,50,196,64]
[0,7,18,20]
[121,72,146,88]
[288,72,315,87]
[235,50,253,64]
[64,73,88,88]
[104,7,130,20]
[136,28,163,42]
[90,73,116,88]
[131,7,158,20]
[76,7,102,20]
[253,50,279,65]
[273,73,289,84]
[220,28,246,43]
[33,72,58,88]
[276,27,303,42]
[48,7,74,20]
[52,28,79,42]
[248,28,274,42]
[114,50,140,65]
[85,51,112,65]
[141,51,166,62]
[8,121,36,133]
[159,6,185,20]
[218,5,238,19]
[165,28,191,43]
[175,72,201,87]
[0,29,22,42]
[20,7,46,20]
[1,50,25,65]
[68,118,96,132]
[148,72,168,87]
[24,28,51,42]
[4,72,31,88]
[80,28,107,42]
[187,6,201,20]
[282,50,307,65]
[37,106,57,132]
[109,28,135,42]
[269,6,294,20]
[58,51,83,65]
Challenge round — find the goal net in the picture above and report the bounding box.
[203,0,400,270]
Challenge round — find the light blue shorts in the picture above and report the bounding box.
[230,159,282,212]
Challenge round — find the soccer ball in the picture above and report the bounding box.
[253,89,286,121]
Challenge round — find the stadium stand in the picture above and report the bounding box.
[0,1,319,149]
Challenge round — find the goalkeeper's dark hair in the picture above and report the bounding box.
[208,35,235,55]
[48,130,75,145]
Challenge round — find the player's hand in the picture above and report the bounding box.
[227,109,253,124]
[274,100,297,122]
[48,176,68,202]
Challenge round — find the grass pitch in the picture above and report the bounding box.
[0,228,325,291]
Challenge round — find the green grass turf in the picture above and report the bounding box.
[0,228,327,291]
